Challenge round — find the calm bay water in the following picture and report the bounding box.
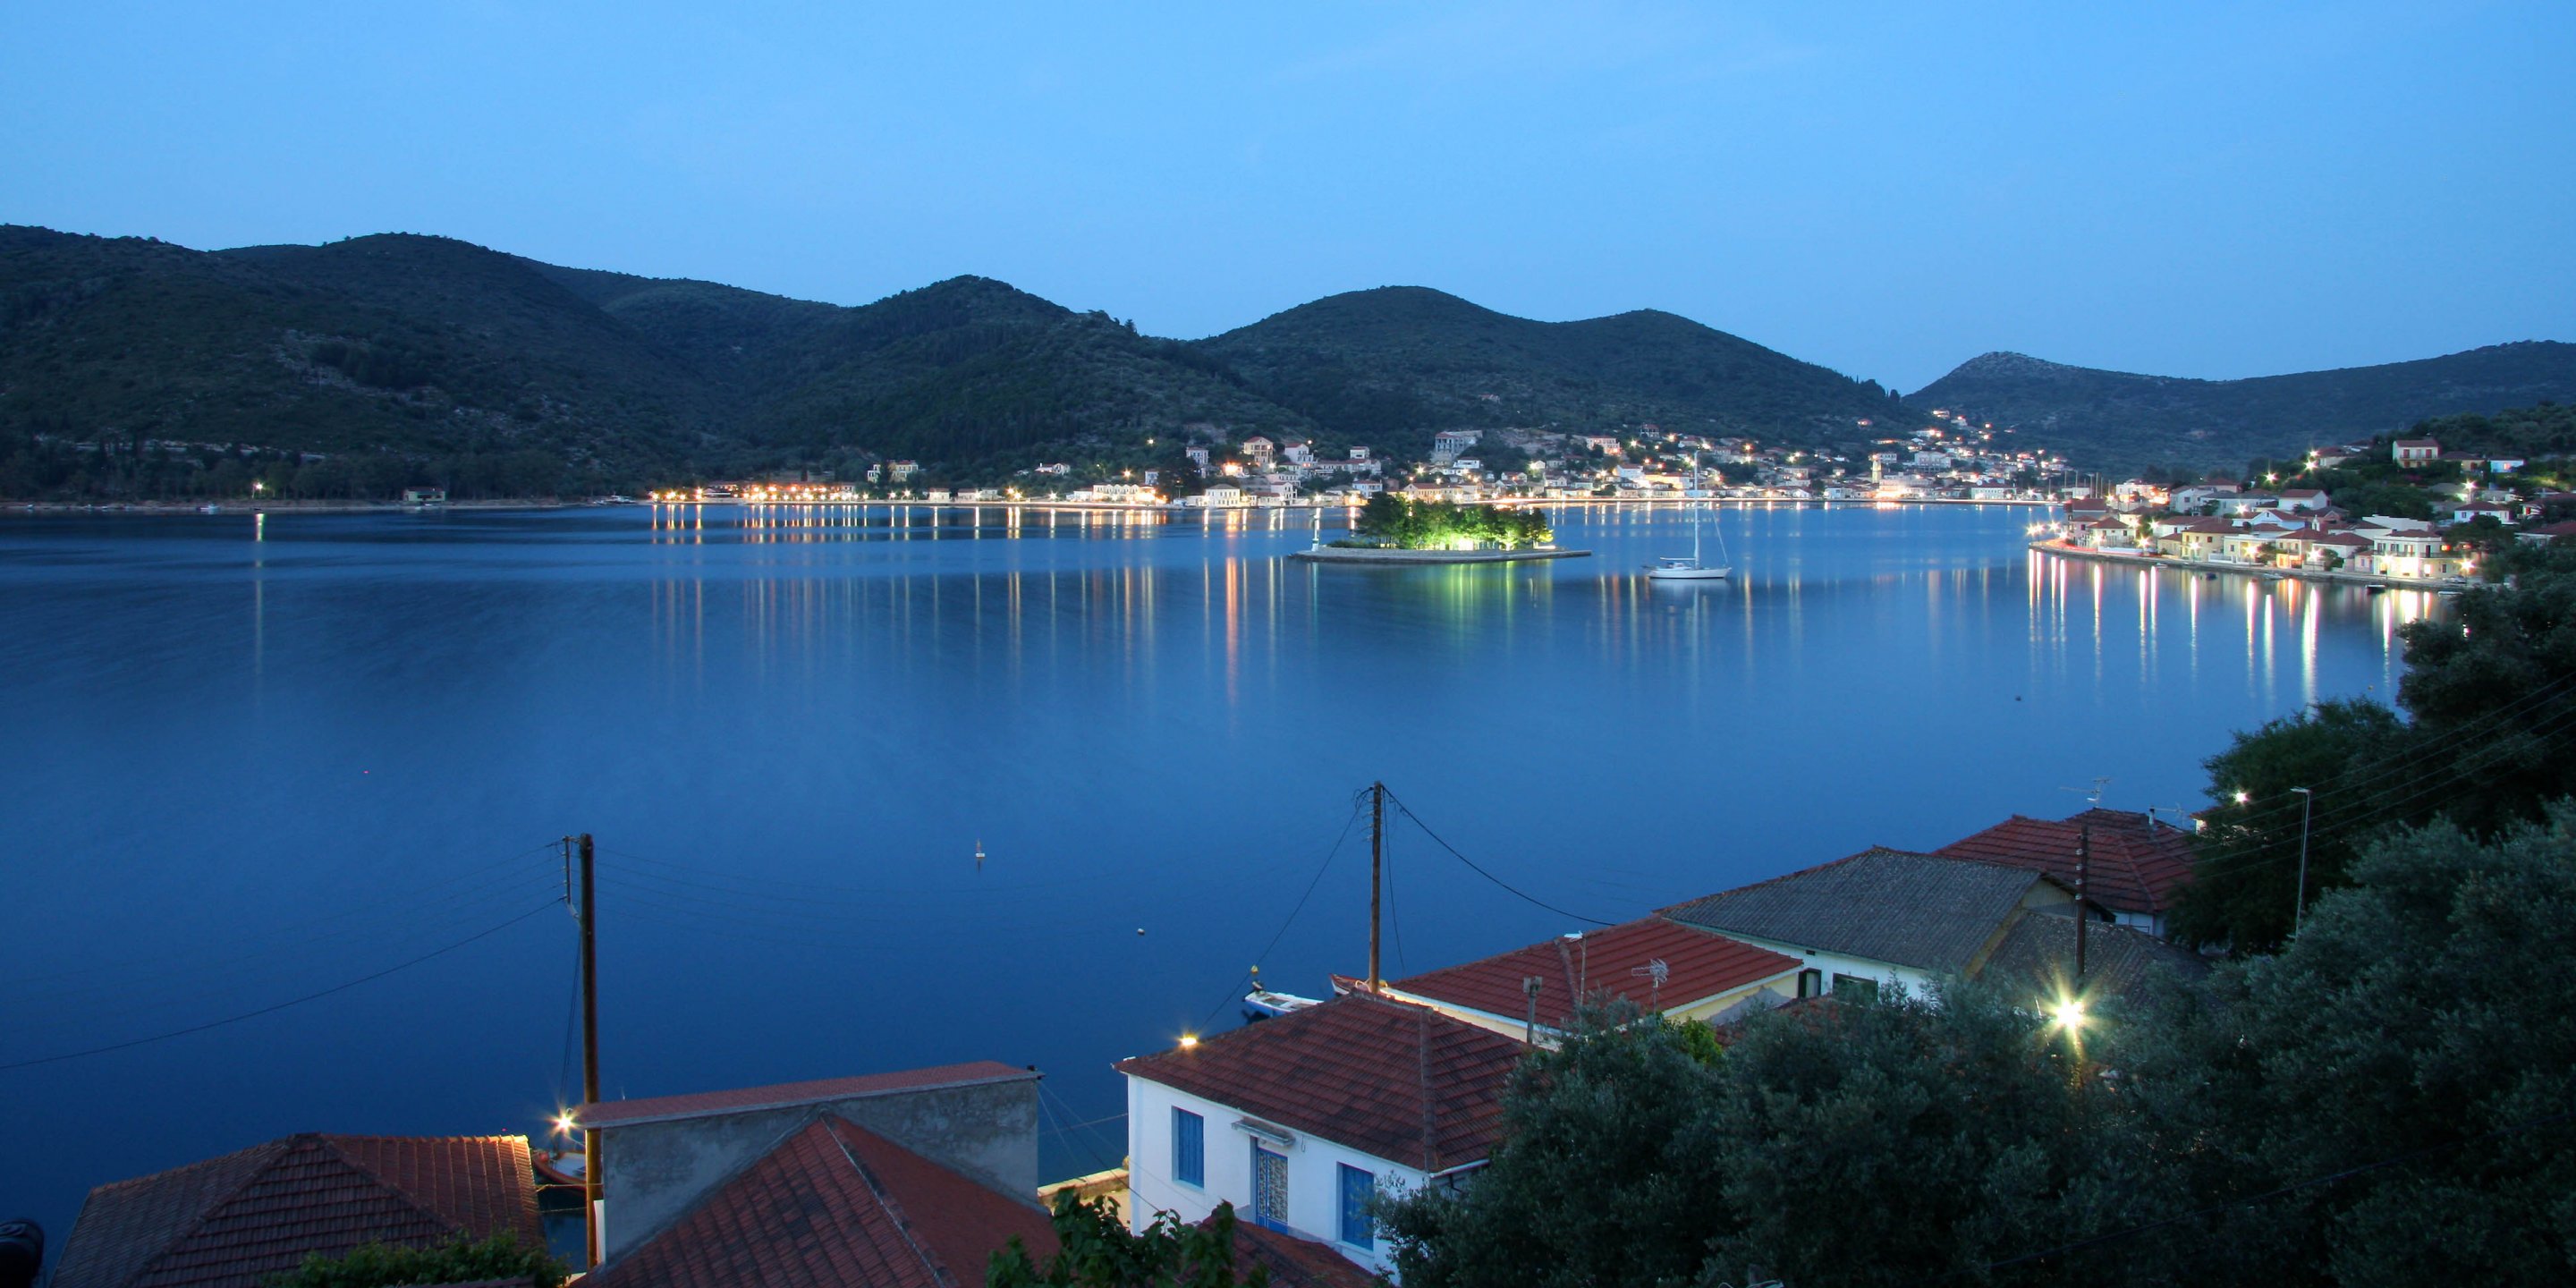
[0,503,2436,1236]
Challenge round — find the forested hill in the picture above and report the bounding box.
[1196,285,1911,445]
[0,227,1313,497]
[0,227,1909,500]
[1909,343,2576,474]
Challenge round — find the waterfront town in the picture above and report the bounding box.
[2039,435,2576,585]
[41,804,2203,1287]
[650,411,2074,510]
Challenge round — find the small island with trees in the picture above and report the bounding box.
[1290,493,1589,564]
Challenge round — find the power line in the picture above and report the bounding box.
[0,901,558,1073]
[1193,801,1362,1034]
[1385,789,1614,927]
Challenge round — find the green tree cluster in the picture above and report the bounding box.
[263,1233,564,1288]
[1352,494,1551,549]
[1387,808,2576,1286]
[2173,540,2576,951]
[989,1194,1269,1288]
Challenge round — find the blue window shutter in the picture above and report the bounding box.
[1174,1108,1204,1186]
[1337,1164,1375,1249]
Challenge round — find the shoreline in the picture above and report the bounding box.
[2030,539,2474,591]
[4,499,588,517]
[1287,546,1592,565]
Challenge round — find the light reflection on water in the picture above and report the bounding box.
[0,503,2432,1236]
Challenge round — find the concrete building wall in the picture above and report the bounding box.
[599,1075,1041,1258]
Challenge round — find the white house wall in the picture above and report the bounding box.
[1124,1075,1424,1278]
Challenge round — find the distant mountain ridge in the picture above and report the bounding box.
[1199,285,1908,443]
[1911,342,2576,473]
[4,222,2572,498]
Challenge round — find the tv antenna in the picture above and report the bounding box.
[1628,958,1671,1011]
[2057,776,2112,809]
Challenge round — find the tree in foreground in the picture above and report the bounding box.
[1383,992,2186,1288]
[989,1194,1270,1288]
[2125,805,2576,1286]
[1388,809,2576,1286]
[263,1233,564,1288]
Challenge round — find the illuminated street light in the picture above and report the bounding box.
[1177,1034,1199,1050]
[2233,790,2251,805]
[2050,996,2087,1032]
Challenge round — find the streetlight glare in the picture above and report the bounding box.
[2050,997,2087,1031]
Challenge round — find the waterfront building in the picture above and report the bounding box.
[50,1133,540,1288]
[1118,992,1522,1277]
[1659,850,2094,1001]
[576,1063,1051,1284]
[1373,915,1801,1043]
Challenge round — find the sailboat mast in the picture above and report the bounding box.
[1368,782,1384,992]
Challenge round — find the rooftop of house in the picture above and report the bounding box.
[1227,1219,1382,1288]
[1386,915,1799,1030]
[50,1134,540,1288]
[576,1061,1037,1130]
[1116,990,1526,1173]
[1975,908,2211,1005]
[1659,848,2067,975]
[1933,808,2199,915]
[586,1116,1055,1288]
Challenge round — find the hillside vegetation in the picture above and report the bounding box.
[0,227,1916,501]
[1911,344,2576,475]
[8,222,2571,499]
[1199,285,1910,446]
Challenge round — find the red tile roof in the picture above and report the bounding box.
[1225,1218,1379,1288]
[588,1117,1055,1288]
[578,1062,1036,1129]
[1116,991,1526,1172]
[1389,916,1798,1030]
[1934,808,2197,915]
[51,1135,540,1288]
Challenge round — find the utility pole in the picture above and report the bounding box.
[2073,825,2090,983]
[2292,787,2315,936]
[1368,783,1385,993]
[578,833,601,1270]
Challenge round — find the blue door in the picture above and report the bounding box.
[1250,1143,1289,1232]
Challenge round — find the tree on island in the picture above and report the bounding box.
[1352,494,1551,549]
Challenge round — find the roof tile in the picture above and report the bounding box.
[1117,992,1525,1172]
[1659,849,2057,974]
[588,1117,1055,1288]
[1933,808,2196,915]
[1389,916,1797,1030]
[52,1135,539,1288]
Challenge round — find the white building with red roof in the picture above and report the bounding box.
[1377,915,1801,1042]
[1116,991,1525,1277]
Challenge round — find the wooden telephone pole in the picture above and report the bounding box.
[578,834,601,1270]
[2072,825,2090,983]
[1368,783,1385,993]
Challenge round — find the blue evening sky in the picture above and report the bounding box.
[4,2,2571,390]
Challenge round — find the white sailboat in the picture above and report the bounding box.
[1646,480,1731,580]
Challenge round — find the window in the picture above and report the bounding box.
[1832,973,1879,1003]
[1172,1108,1203,1187]
[1796,968,1823,998]
[1338,1164,1376,1249]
